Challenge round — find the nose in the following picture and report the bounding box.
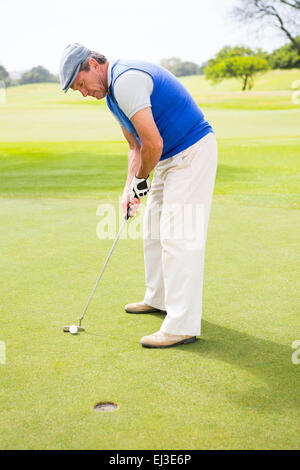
[80,88,88,98]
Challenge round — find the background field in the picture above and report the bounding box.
[0,69,299,449]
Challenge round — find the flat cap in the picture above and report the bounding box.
[59,43,90,93]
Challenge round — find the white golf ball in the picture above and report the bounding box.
[69,325,78,335]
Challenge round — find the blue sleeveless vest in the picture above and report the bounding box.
[106,60,213,161]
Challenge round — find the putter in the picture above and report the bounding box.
[63,206,131,333]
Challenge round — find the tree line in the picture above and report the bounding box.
[1,0,299,90]
[1,37,298,90]
[204,42,300,91]
[161,39,299,76]
[0,65,58,87]
[161,38,299,91]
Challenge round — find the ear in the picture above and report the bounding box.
[88,58,99,70]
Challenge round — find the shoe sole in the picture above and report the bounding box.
[125,308,167,314]
[140,336,197,349]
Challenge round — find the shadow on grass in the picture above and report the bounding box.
[81,313,300,412]
[185,320,300,411]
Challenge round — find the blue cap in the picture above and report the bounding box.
[59,43,90,93]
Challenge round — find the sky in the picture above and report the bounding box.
[0,0,288,74]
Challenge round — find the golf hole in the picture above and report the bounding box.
[94,402,118,412]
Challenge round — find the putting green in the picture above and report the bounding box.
[0,71,299,449]
[0,195,299,449]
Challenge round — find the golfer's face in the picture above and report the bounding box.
[72,69,106,100]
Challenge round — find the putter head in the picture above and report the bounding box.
[63,325,85,333]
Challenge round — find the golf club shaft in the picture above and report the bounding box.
[79,213,130,326]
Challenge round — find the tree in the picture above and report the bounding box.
[267,38,300,68]
[0,65,9,85]
[160,57,201,76]
[231,0,300,56]
[20,66,58,84]
[198,61,208,75]
[205,46,269,90]
[172,61,201,77]
[160,57,182,72]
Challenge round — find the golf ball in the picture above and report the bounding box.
[69,325,78,335]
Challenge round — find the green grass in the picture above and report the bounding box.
[0,139,299,208]
[181,69,300,110]
[0,194,299,449]
[2,105,299,141]
[182,69,300,92]
[0,74,300,449]
[1,70,299,142]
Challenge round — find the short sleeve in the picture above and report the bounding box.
[113,70,154,119]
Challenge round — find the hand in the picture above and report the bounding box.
[130,175,151,199]
[121,190,140,218]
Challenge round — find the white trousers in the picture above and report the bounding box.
[143,132,218,336]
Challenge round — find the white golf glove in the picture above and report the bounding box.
[130,175,151,199]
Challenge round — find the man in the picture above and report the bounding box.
[59,43,218,348]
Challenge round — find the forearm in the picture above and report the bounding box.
[124,147,141,192]
[136,144,162,179]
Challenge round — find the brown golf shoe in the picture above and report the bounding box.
[124,302,167,314]
[140,331,197,348]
